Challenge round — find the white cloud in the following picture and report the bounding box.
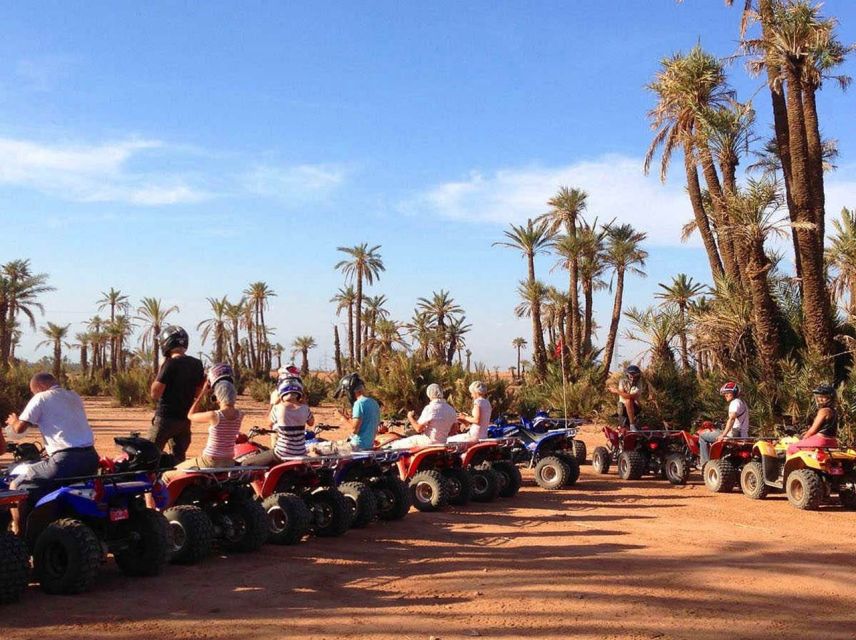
[0,137,209,205]
[242,163,346,203]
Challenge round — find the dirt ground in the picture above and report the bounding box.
[2,395,855,640]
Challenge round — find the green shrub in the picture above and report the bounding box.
[68,375,107,397]
[302,374,330,407]
[0,366,35,418]
[246,378,273,404]
[111,369,153,408]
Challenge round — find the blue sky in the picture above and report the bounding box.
[0,1,855,370]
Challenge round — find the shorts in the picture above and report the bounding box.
[14,446,100,504]
[149,415,192,462]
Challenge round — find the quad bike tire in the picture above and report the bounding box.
[664,453,690,485]
[470,467,501,503]
[838,487,856,510]
[373,476,411,521]
[592,446,611,475]
[704,458,738,493]
[441,468,473,506]
[534,456,572,490]
[340,481,378,528]
[113,509,170,577]
[617,451,646,480]
[307,488,352,537]
[409,470,449,512]
[219,498,269,553]
[164,504,214,565]
[262,492,311,545]
[0,530,30,603]
[556,453,581,486]
[33,518,102,595]
[491,461,522,498]
[786,469,825,511]
[740,461,768,500]
[572,440,587,466]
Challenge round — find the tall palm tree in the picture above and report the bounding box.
[827,207,856,315]
[514,279,549,378]
[335,244,385,365]
[136,297,180,374]
[512,337,527,379]
[244,282,276,372]
[272,343,285,370]
[97,288,129,373]
[107,316,134,372]
[74,332,91,378]
[623,306,683,371]
[366,319,408,361]
[407,311,433,360]
[602,225,648,380]
[0,260,54,369]
[330,286,357,365]
[416,290,463,362]
[38,322,71,380]
[198,296,230,363]
[578,221,609,357]
[540,187,588,363]
[444,315,472,366]
[363,294,390,357]
[655,274,706,370]
[291,336,317,375]
[86,315,106,374]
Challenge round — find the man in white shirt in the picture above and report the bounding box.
[385,384,458,450]
[699,381,749,466]
[5,373,100,527]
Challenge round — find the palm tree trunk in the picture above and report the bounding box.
[355,268,363,365]
[80,344,89,378]
[698,145,740,283]
[802,84,826,244]
[601,268,626,382]
[0,297,9,371]
[334,325,343,376]
[683,143,724,279]
[53,341,61,380]
[678,307,690,370]
[746,240,782,382]
[532,304,547,379]
[301,348,309,375]
[582,278,594,357]
[516,346,521,379]
[152,325,160,374]
[569,253,581,367]
[346,302,355,366]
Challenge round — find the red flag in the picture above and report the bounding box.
[553,339,564,359]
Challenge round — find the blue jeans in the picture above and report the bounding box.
[14,446,100,504]
[698,430,722,466]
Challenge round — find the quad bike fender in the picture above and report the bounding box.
[753,440,779,458]
[261,460,310,496]
[460,442,498,467]
[534,432,570,455]
[677,431,699,456]
[163,473,208,507]
[602,425,620,448]
[708,440,727,460]
[402,447,453,479]
[784,451,821,475]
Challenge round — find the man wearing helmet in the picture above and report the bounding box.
[149,325,205,463]
[334,373,380,451]
[608,365,645,431]
[699,381,749,467]
[790,384,839,453]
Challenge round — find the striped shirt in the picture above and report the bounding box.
[201,410,243,461]
[271,403,312,458]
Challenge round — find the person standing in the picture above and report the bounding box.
[149,326,204,463]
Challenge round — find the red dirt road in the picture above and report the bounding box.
[2,397,855,640]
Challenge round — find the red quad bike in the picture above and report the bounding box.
[159,465,270,565]
[696,421,772,493]
[592,425,699,485]
[446,438,522,502]
[234,427,351,543]
[0,488,29,604]
[375,426,470,512]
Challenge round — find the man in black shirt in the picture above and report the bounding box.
[148,325,204,462]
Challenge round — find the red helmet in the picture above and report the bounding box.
[719,381,740,397]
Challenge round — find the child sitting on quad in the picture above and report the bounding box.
[161,378,243,482]
[448,381,492,443]
[385,384,457,450]
[789,384,839,454]
[242,379,315,466]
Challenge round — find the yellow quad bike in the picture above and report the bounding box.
[741,435,856,511]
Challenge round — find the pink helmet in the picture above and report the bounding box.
[208,363,234,388]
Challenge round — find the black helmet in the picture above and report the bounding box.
[812,383,835,401]
[160,325,189,356]
[112,435,163,472]
[625,365,642,378]
[334,373,365,404]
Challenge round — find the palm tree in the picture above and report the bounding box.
[512,337,527,379]
[291,336,317,375]
[465,349,472,372]
[416,290,463,362]
[655,274,706,370]
[224,299,247,368]
[86,316,106,375]
[198,296,230,363]
[272,343,285,370]
[827,207,856,315]
[363,294,390,357]
[335,244,385,364]
[602,225,648,380]
[366,319,408,361]
[244,282,276,372]
[74,332,91,378]
[444,315,471,366]
[107,316,134,372]
[136,297,180,374]
[514,279,549,378]
[38,322,71,380]
[623,306,683,371]
[540,187,587,363]
[97,288,129,373]
[0,260,54,369]
[330,286,357,365]
[407,311,433,360]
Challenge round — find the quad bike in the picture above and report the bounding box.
[4,435,170,595]
[740,430,856,511]
[489,413,587,465]
[0,485,29,604]
[446,437,522,501]
[697,421,774,493]
[234,427,351,542]
[591,425,700,485]
[486,425,581,490]
[158,465,270,564]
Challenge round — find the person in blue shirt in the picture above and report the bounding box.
[334,373,380,450]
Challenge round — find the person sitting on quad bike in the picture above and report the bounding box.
[699,381,750,467]
[789,384,839,453]
[448,381,492,443]
[149,325,205,463]
[335,373,381,451]
[242,379,315,465]
[607,365,645,431]
[269,365,303,407]
[4,372,100,534]
[385,384,458,450]
[161,378,243,482]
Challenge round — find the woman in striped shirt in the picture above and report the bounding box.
[241,379,315,467]
[162,378,243,482]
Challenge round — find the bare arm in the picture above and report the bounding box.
[4,414,33,435]
[150,381,166,401]
[406,411,426,433]
[186,380,212,423]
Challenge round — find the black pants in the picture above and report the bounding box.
[240,449,281,467]
[149,416,192,463]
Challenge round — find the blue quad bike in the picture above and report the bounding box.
[486,424,582,490]
[304,426,411,527]
[4,435,171,595]
[490,411,587,465]
[0,483,29,604]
